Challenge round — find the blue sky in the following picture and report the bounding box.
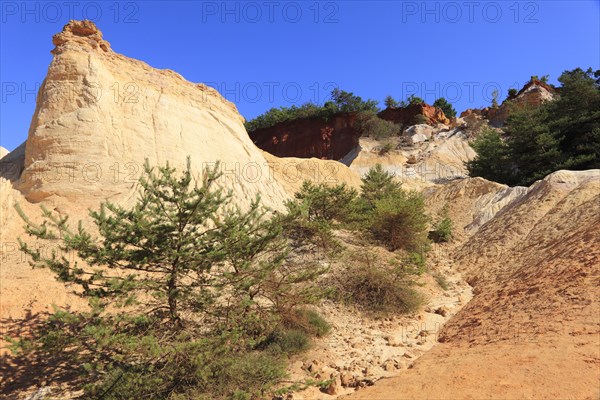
[1,0,599,151]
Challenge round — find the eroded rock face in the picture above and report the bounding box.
[17,20,289,210]
[349,169,600,400]
[248,112,360,161]
[460,79,556,127]
[378,103,450,127]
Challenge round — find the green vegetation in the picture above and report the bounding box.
[289,181,357,223]
[13,158,438,397]
[330,250,425,315]
[433,97,457,119]
[284,164,431,315]
[430,205,453,243]
[354,111,401,139]
[378,141,395,155]
[413,114,429,125]
[491,89,500,108]
[369,190,430,252]
[14,158,330,399]
[468,68,600,186]
[384,95,399,108]
[245,88,380,132]
[355,164,430,254]
[407,94,425,105]
[433,272,450,291]
[508,88,518,98]
[531,74,550,83]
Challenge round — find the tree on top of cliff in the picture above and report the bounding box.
[433,97,457,119]
[245,89,380,132]
[396,95,425,107]
[329,88,380,113]
[468,67,600,186]
[384,95,399,108]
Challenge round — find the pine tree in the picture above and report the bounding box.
[360,164,402,207]
[14,157,328,398]
[433,97,457,118]
[384,95,399,109]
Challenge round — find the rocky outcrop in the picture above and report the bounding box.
[0,142,25,182]
[248,112,360,161]
[349,169,600,400]
[349,130,476,189]
[0,147,8,159]
[378,103,450,127]
[16,20,289,210]
[262,151,362,195]
[460,79,556,127]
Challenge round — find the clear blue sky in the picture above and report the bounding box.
[1,1,599,151]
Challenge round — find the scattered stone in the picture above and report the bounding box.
[351,341,366,349]
[382,359,396,371]
[340,372,353,387]
[384,335,403,347]
[435,306,450,317]
[323,375,341,395]
[307,360,319,373]
[26,387,53,400]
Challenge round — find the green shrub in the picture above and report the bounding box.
[384,95,399,108]
[290,181,358,223]
[266,329,312,356]
[433,272,450,291]
[430,205,453,243]
[282,181,357,251]
[370,190,430,252]
[245,89,380,132]
[355,112,401,139]
[359,164,402,207]
[283,308,331,337]
[471,68,599,185]
[408,94,425,105]
[14,158,329,399]
[433,97,457,119]
[332,251,425,315]
[466,127,512,183]
[379,141,395,155]
[413,114,429,125]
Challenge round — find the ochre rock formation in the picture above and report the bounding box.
[248,112,360,161]
[15,20,289,210]
[461,79,556,127]
[348,169,600,400]
[249,103,451,161]
[378,103,450,127]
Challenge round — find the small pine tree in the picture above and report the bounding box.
[491,89,499,108]
[430,205,453,243]
[359,164,402,207]
[407,94,425,105]
[370,190,430,252]
[14,157,328,398]
[433,97,457,119]
[384,95,399,109]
